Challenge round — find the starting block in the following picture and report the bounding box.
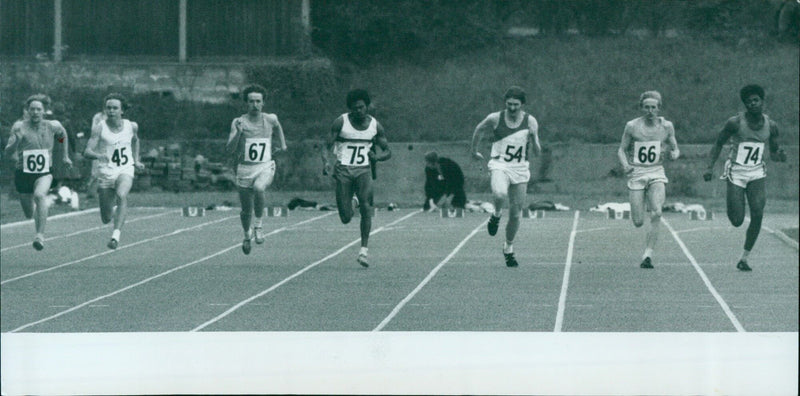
[522,209,545,219]
[440,208,464,218]
[182,206,205,217]
[267,206,289,217]
[607,209,630,220]
[690,210,714,221]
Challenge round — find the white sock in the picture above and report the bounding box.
[244,228,252,239]
[493,211,502,218]
[111,229,121,241]
[254,217,263,228]
[503,242,513,254]
[643,248,653,259]
[740,250,750,262]
[359,247,368,256]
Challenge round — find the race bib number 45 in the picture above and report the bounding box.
[245,138,270,162]
[633,141,661,165]
[109,145,132,167]
[734,142,764,166]
[22,149,50,173]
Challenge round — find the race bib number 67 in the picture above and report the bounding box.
[735,142,764,165]
[22,149,50,173]
[245,138,270,162]
[633,141,661,165]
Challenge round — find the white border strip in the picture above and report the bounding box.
[554,210,581,332]
[763,225,799,250]
[663,218,746,332]
[1,208,100,229]
[192,210,422,332]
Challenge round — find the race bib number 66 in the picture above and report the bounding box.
[22,149,50,173]
[735,142,764,166]
[633,141,661,165]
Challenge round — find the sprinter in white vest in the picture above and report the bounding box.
[617,91,680,269]
[322,89,392,268]
[226,84,288,255]
[84,93,144,250]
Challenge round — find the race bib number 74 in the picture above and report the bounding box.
[244,138,270,162]
[633,141,661,165]
[734,142,764,166]
[22,149,50,173]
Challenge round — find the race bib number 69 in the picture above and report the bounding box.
[633,141,661,165]
[734,142,764,166]
[22,149,50,173]
[244,138,270,162]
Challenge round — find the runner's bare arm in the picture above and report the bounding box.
[131,122,144,169]
[83,123,107,162]
[225,118,242,156]
[528,115,541,158]
[52,121,71,165]
[3,125,21,158]
[767,120,786,162]
[617,123,633,173]
[704,117,738,180]
[322,116,344,175]
[370,122,391,162]
[471,113,498,160]
[666,121,679,160]
[269,114,288,153]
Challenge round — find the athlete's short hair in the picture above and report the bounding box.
[25,94,51,109]
[639,90,662,107]
[504,86,526,104]
[346,89,371,109]
[242,84,267,102]
[739,84,765,103]
[424,151,439,164]
[103,93,129,110]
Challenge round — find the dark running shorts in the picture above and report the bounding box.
[14,168,52,194]
[333,163,371,185]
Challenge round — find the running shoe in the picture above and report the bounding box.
[504,252,518,267]
[640,257,653,269]
[357,252,369,268]
[32,237,44,251]
[242,237,252,255]
[487,215,500,236]
[107,238,119,250]
[254,226,265,244]
[736,260,752,271]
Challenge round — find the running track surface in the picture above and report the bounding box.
[1,207,797,394]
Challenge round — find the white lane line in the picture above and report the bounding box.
[675,226,730,234]
[192,210,422,332]
[1,209,180,252]
[1,215,236,285]
[1,208,100,229]
[762,225,799,250]
[662,218,746,332]
[575,225,611,234]
[373,217,488,332]
[8,213,333,333]
[554,210,581,333]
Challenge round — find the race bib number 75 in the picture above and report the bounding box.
[633,141,661,165]
[734,142,764,166]
[22,149,50,173]
[338,143,370,166]
[244,138,270,162]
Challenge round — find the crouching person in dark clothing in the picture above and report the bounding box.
[424,151,466,211]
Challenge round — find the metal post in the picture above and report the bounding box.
[53,0,62,62]
[179,0,187,62]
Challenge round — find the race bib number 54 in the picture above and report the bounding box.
[22,149,50,173]
[735,142,764,166]
[245,138,270,162]
[633,141,661,165]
